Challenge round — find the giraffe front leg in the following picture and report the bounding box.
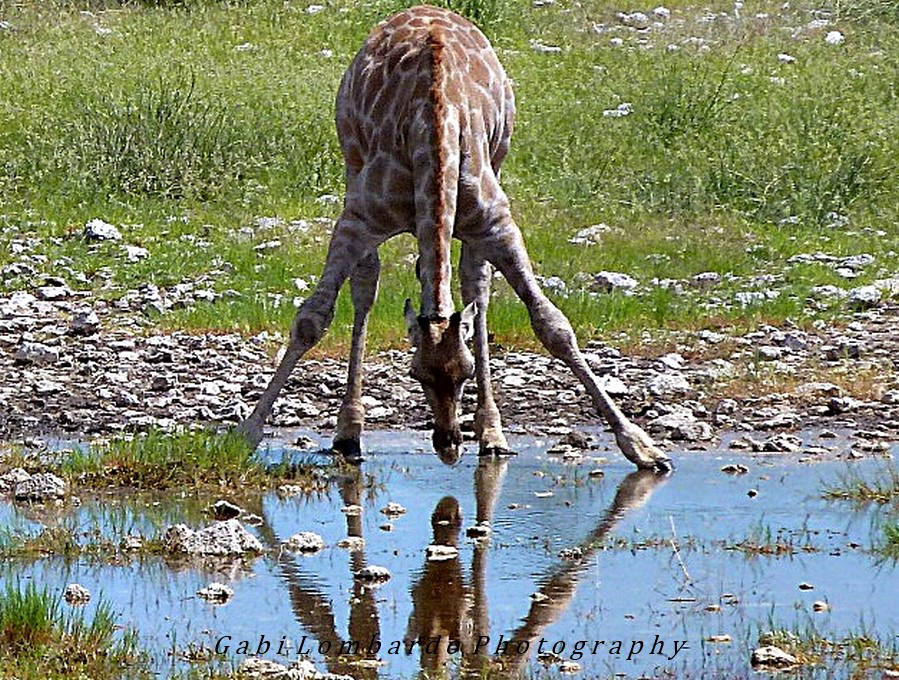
[238,214,379,450]
[460,244,512,456]
[333,251,380,461]
[482,221,673,472]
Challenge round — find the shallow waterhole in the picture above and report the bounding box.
[2,428,897,678]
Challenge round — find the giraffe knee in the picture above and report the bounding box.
[291,307,334,346]
[532,305,577,359]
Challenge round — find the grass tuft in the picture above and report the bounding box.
[822,464,899,507]
[0,580,146,678]
[58,428,328,490]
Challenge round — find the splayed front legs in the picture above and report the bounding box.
[477,222,673,472]
[460,245,511,455]
[237,214,379,449]
[333,251,381,460]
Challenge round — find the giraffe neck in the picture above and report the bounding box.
[419,236,453,319]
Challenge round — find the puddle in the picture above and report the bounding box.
[3,429,898,678]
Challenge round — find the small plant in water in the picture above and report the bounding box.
[0,580,146,677]
[822,463,899,507]
[57,427,329,491]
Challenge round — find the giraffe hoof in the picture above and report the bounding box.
[332,437,364,463]
[653,455,675,474]
[236,419,264,450]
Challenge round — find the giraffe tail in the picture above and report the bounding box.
[411,29,460,319]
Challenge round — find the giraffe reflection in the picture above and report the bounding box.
[250,468,382,678]
[403,463,666,676]
[253,462,666,678]
[402,461,507,671]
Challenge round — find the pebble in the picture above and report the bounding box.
[751,645,798,668]
[14,472,66,501]
[83,218,122,241]
[163,520,262,556]
[592,271,638,293]
[284,531,325,553]
[380,501,406,516]
[354,565,391,583]
[197,582,234,603]
[465,522,491,538]
[209,499,243,520]
[64,583,91,605]
[336,536,365,551]
[426,544,459,561]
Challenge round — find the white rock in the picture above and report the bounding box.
[13,342,60,365]
[15,472,66,501]
[209,499,242,520]
[672,421,714,442]
[354,565,391,583]
[163,520,262,556]
[758,345,782,361]
[653,6,671,19]
[647,372,691,396]
[598,375,628,396]
[197,582,234,602]
[751,645,798,668]
[0,468,31,493]
[602,102,633,118]
[847,285,881,309]
[284,531,325,553]
[380,501,406,516]
[824,30,844,45]
[593,270,638,292]
[617,11,650,28]
[336,536,366,551]
[83,218,122,241]
[237,657,289,678]
[568,223,610,245]
[530,40,562,53]
[648,408,695,432]
[873,277,899,297]
[71,308,100,335]
[36,285,71,300]
[123,244,149,262]
[692,271,721,289]
[64,584,91,605]
[426,544,459,561]
[777,53,796,63]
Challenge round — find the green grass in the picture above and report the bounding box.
[880,523,899,559]
[1,0,898,350]
[757,626,899,672]
[822,463,899,507]
[0,580,149,679]
[56,428,329,490]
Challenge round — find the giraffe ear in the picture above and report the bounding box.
[404,298,421,347]
[454,301,477,343]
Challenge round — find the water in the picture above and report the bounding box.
[3,429,897,678]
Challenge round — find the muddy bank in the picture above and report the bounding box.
[1,290,898,455]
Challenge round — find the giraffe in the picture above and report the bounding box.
[237,4,672,472]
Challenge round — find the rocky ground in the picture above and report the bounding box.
[2,283,898,459]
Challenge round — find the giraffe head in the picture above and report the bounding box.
[404,299,477,464]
